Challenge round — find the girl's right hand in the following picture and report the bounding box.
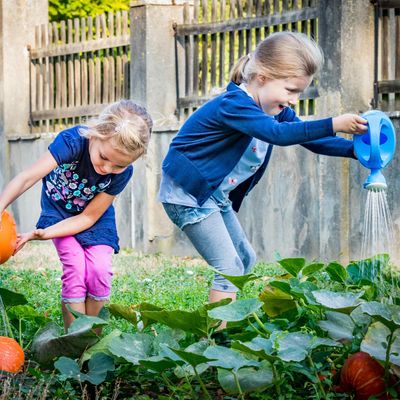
[332,114,368,135]
[13,229,46,255]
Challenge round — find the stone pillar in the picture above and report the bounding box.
[0,0,48,189]
[127,0,187,251]
[318,0,374,263]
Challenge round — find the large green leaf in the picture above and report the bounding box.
[361,322,400,366]
[139,356,177,373]
[325,262,348,283]
[311,290,364,312]
[108,304,138,325]
[347,254,389,284]
[204,345,259,371]
[273,332,341,362]
[0,288,27,308]
[301,263,325,277]
[141,308,208,336]
[32,322,99,367]
[55,353,115,385]
[67,314,108,334]
[108,332,153,365]
[210,268,260,290]
[168,347,212,367]
[360,302,400,331]
[208,299,263,322]
[259,286,296,318]
[278,258,306,277]
[81,329,122,364]
[217,362,273,394]
[318,311,355,341]
[232,338,275,362]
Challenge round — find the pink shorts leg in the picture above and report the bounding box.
[84,245,113,301]
[53,236,87,303]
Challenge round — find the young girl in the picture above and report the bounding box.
[159,31,368,309]
[0,100,152,331]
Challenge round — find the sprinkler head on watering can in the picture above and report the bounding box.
[353,110,396,192]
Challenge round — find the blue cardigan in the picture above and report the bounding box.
[162,81,355,211]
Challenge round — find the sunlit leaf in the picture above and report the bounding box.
[208,299,263,322]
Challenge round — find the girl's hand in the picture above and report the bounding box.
[332,114,368,135]
[14,229,46,255]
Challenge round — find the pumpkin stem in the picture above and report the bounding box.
[384,330,395,389]
[308,355,327,399]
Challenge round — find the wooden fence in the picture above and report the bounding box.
[27,1,400,134]
[174,0,319,120]
[374,0,400,111]
[29,11,130,133]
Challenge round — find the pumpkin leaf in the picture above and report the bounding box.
[0,288,27,308]
[272,331,341,362]
[208,299,263,322]
[55,353,115,385]
[108,304,138,325]
[32,322,99,367]
[301,263,325,277]
[311,290,364,313]
[232,338,276,362]
[80,329,122,365]
[217,362,274,394]
[204,345,260,371]
[209,268,260,290]
[278,258,306,277]
[361,322,400,366]
[259,286,296,317]
[141,308,208,336]
[360,302,400,331]
[108,332,153,365]
[325,262,348,283]
[168,347,213,367]
[318,311,355,341]
[139,356,177,373]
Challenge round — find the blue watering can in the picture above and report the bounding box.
[353,110,396,191]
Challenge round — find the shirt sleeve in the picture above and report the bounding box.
[105,165,134,196]
[287,113,356,159]
[48,126,85,165]
[218,91,335,146]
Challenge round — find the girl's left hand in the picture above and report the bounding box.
[14,229,46,255]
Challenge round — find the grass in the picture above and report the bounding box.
[0,242,281,330]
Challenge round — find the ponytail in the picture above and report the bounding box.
[229,54,252,84]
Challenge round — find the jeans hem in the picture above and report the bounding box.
[211,283,239,293]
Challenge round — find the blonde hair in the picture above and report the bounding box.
[230,31,324,84]
[80,100,153,157]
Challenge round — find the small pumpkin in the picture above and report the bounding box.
[338,351,399,400]
[0,336,25,373]
[0,210,17,264]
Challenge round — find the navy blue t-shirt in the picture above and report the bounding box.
[36,126,133,253]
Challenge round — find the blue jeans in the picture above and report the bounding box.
[162,203,256,292]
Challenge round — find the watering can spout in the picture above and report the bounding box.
[363,169,387,192]
[353,110,396,191]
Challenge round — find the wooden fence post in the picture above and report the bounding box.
[117,0,187,251]
[318,0,375,263]
[0,0,48,191]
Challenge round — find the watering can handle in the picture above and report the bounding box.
[366,114,382,166]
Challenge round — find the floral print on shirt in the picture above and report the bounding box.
[45,162,112,212]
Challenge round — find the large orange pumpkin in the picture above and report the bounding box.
[0,210,17,264]
[0,336,25,373]
[338,352,399,400]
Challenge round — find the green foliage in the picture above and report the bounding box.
[49,0,130,22]
[2,251,400,398]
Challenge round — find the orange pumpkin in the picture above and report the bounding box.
[0,210,17,264]
[338,352,399,400]
[0,336,25,373]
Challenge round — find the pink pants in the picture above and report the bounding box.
[53,236,113,303]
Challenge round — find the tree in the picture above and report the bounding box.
[49,0,130,22]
